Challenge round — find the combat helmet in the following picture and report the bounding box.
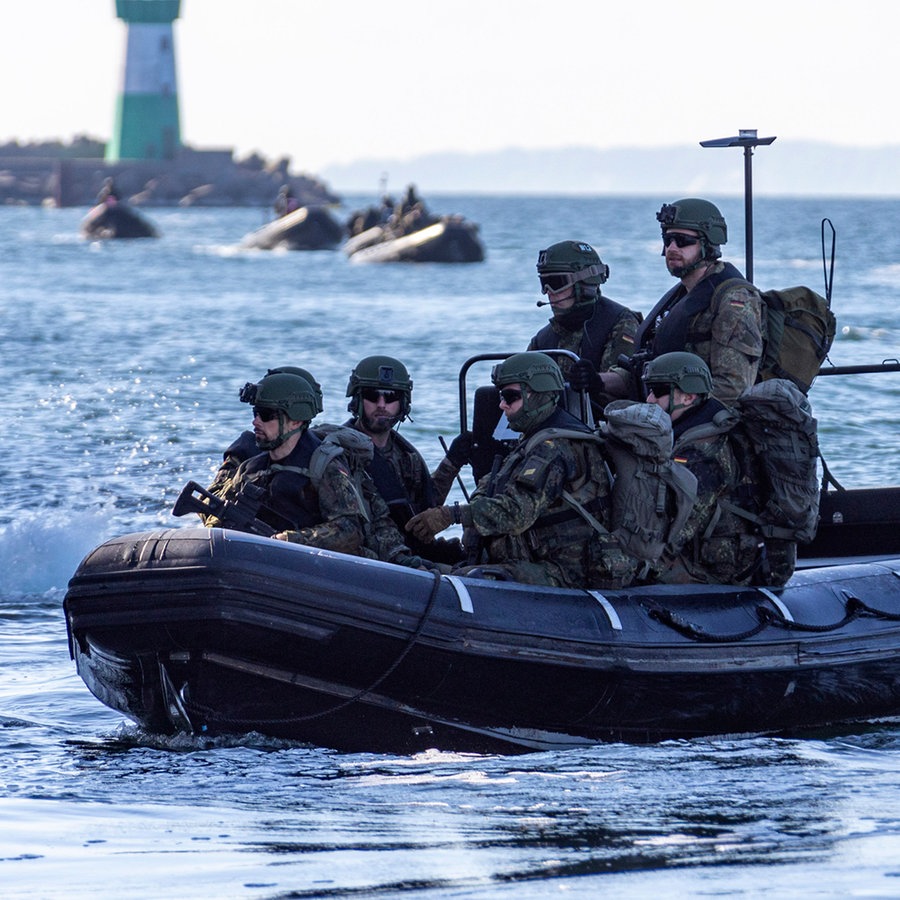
[240,370,319,451]
[536,240,609,308]
[264,366,323,413]
[346,355,413,420]
[491,351,564,433]
[642,352,713,396]
[656,198,727,262]
[237,366,324,448]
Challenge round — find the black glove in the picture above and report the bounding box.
[445,431,473,469]
[569,358,602,393]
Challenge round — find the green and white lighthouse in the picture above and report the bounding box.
[106,0,182,162]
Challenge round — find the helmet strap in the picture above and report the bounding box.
[256,414,307,452]
[667,391,699,418]
[506,389,558,434]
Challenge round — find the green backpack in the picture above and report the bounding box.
[600,401,699,561]
[714,280,837,394]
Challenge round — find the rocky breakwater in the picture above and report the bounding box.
[0,141,339,208]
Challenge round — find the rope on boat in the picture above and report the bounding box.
[646,594,884,642]
[759,597,862,632]
[850,594,900,622]
[182,569,445,728]
[647,604,771,642]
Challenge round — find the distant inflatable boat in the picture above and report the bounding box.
[80,202,159,240]
[239,206,344,251]
[344,216,485,264]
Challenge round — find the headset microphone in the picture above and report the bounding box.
[536,300,553,307]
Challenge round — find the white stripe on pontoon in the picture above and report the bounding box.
[758,587,794,622]
[587,590,622,630]
[445,575,474,613]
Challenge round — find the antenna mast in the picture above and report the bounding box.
[699,129,776,282]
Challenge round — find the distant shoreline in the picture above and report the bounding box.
[321,141,900,198]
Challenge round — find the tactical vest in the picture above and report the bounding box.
[367,449,411,515]
[530,297,633,366]
[635,262,747,356]
[239,430,323,531]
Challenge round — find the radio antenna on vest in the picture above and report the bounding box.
[699,129,776,283]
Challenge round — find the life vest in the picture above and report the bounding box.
[636,262,747,356]
[530,297,634,366]
[238,430,324,531]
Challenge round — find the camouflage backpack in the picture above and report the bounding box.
[524,402,698,563]
[725,379,821,545]
[600,401,698,561]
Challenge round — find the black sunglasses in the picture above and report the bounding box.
[644,382,671,398]
[362,388,401,404]
[499,388,523,405]
[253,406,280,422]
[662,233,701,249]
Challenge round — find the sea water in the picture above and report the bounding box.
[3,195,900,898]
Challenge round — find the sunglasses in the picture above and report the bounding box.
[499,388,523,405]
[253,406,280,422]
[643,383,671,398]
[362,388,401,404]
[662,233,701,249]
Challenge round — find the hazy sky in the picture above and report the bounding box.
[5,1,897,171]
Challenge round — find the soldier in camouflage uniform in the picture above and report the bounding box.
[345,355,463,564]
[407,353,637,589]
[207,365,324,496]
[206,368,431,568]
[345,356,434,512]
[431,243,641,493]
[599,199,765,407]
[529,240,641,410]
[205,370,368,554]
[642,352,762,585]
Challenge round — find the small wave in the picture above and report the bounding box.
[0,511,119,595]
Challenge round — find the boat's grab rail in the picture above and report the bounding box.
[646,592,900,643]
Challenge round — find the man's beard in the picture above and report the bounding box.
[362,411,398,434]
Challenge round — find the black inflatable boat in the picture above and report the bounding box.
[64,522,900,754]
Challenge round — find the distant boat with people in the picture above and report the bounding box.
[80,200,159,240]
[344,184,485,263]
[239,205,344,251]
[80,177,159,240]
